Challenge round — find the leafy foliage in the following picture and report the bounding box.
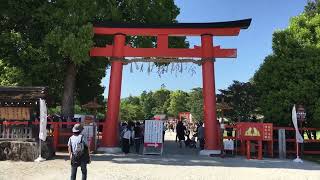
[253,3,320,126]
[140,91,156,119]
[151,88,171,115]
[167,90,189,117]
[219,81,258,122]
[0,0,187,116]
[188,88,203,122]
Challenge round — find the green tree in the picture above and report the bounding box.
[188,88,203,122]
[0,0,187,118]
[0,59,24,86]
[253,1,320,126]
[219,81,258,122]
[140,91,156,119]
[119,95,145,121]
[152,88,171,115]
[167,90,189,117]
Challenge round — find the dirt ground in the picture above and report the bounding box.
[0,132,319,180]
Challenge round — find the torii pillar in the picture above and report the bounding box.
[200,35,220,155]
[99,34,125,152]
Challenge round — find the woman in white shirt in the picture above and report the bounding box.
[122,124,132,154]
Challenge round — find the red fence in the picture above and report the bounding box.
[0,121,93,150]
[272,127,320,155]
[1,121,319,155]
[223,125,320,156]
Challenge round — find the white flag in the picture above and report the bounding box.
[292,105,304,143]
[39,98,47,141]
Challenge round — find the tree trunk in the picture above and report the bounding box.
[61,60,77,120]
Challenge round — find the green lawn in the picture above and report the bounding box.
[303,131,320,139]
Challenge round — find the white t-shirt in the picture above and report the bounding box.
[123,129,132,140]
[68,134,88,154]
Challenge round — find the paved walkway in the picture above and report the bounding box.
[162,131,199,156]
[0,131,319,180]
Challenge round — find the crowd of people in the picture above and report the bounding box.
[119,121,145,154]
[118,119,233,154]
[118,120,207,154]
[171,120,205,150]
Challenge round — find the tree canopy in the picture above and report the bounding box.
[253,0,320,126]
[188,88,203,122]
[218,81,258,122]
[0,0,187,117]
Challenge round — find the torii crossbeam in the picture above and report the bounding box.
[90,19,251,155]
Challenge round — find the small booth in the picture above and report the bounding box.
[0,86,47,140]
[0,86,54,161]
[236,122,273,160]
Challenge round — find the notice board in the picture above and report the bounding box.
[143,120,163,155]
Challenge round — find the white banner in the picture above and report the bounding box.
[39,98,47,141]
[292,105,304,143]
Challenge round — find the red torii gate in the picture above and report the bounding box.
[90,19,251,154]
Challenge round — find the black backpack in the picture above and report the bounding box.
[71,135,89,166]
[73,135,85,159]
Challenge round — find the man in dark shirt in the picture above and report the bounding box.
[133,122,142,154]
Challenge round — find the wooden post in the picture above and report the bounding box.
[53,122,59,151]
[258,140,263,160]
[246,140,250,159]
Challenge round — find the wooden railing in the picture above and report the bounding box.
[0,121,96,150]
[222,125,320,155]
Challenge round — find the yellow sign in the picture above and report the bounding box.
[245,127,261,136]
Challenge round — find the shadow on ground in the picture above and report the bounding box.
[54,138,320,171]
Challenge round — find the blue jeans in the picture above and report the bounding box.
[71,163,87,180]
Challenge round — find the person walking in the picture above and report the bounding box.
[198,122,205,150]
[176,121,186,148]
[133,122,142,154]
[68,124,91,180]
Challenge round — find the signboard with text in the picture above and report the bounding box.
[236,122,273,141]
[0,107,30,120]
[143,120,163,155]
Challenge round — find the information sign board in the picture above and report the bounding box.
[143,120,163,155]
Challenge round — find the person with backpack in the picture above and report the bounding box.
[68,124,90,180]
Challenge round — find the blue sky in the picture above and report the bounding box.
[102,0,307,98]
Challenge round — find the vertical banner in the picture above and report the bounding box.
[39,98,47,141]
[143,120,163,155]
[292,105,304,143]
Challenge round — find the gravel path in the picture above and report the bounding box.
[0,132,319,180]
